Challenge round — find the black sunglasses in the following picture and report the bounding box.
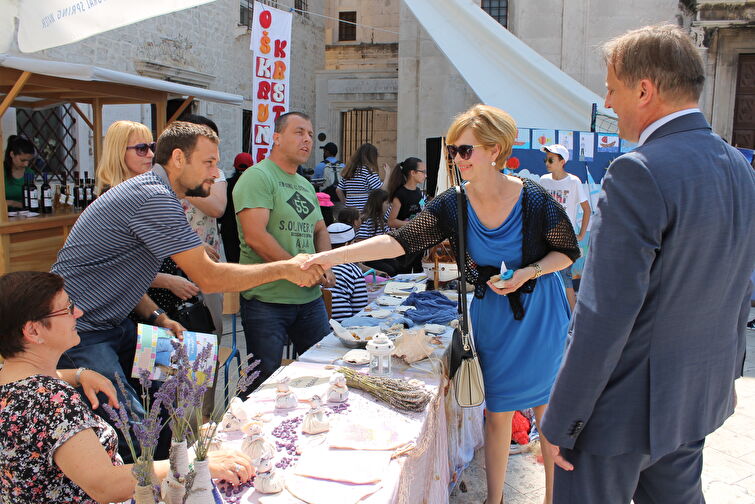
[126,142,156,157]
[544,157,561,164]
[446,144,483,161]
[41,299,75,319]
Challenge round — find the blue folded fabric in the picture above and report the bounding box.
[401,291,458,324]
[339,313,414,328]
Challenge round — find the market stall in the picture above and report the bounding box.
[0,54,243,274]
[214,275,485,503]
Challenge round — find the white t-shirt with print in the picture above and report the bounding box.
[538,173,588,230]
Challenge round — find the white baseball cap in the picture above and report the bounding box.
[327,222,355,245]
[540,144,569,163]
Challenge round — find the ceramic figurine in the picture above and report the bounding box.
[220,397,248,432]
[254,466,284,494]
[326,372,349,403]
[274,377,298,409]
[302,394,329,434]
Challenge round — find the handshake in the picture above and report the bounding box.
[283,253,334,288]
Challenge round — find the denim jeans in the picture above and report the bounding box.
[58,318,146,460]
[240,296,329,393]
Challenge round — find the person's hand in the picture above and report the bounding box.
[550,444,574,471]
[160,317,186,341]
[285,254,325,287]
[79,370,119,410]
[166,275,200,301]
[302,251,339,271]
[486,267,534,296]
[382,162,391,174]
[208,449,254,487]
[204,243,221,262]
[320,269,336,288]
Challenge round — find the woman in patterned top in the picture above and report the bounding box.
[335,143,389,211]
[0,272,252,503]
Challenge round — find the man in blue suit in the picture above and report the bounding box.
[541,24,755,503]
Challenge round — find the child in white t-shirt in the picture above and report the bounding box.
[538,144,591,310]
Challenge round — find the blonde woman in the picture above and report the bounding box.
[96,120,156,194]
[96,120,199,302]
[304,104,580,504]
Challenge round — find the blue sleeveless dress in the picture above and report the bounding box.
[467,194,570,412]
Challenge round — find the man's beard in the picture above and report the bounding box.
[185,183,211,197]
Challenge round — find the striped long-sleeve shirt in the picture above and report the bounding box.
[329,263,369,322]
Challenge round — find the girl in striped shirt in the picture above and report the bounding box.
[326,223,369,322]
[336,143,388,211]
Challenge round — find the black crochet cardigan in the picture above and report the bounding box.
[388,178,581,320]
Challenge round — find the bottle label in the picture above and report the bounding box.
[30,193,39,209]
[59,193,67,204]
[67,194,75,206]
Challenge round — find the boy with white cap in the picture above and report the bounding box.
[326,223,369,321]
[538,144,591,310]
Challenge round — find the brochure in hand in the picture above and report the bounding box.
[132,323,218,385]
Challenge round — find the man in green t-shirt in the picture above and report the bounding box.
[233,112,334,389]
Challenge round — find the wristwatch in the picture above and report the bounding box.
[147,308,166,324]
[74,367,89,387]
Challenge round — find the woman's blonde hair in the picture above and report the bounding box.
[446,104,517,168]
[96,120,153,194]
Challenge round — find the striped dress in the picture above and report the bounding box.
[329,263,369,322]
[356,207,391,240]
[337,166,383,211]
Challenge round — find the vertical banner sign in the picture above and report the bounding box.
[250,2,292,163]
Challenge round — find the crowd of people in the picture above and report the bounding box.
[1,23,754,504]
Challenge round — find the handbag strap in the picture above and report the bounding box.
[454,185,472,351]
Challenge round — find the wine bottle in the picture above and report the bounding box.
[83,171,92,207]
[21,173,30,211]
[86,175,95,206]
[41,173,53,213]
[73,171,81,209]
[28,175,40,212]
[58,174,68,210]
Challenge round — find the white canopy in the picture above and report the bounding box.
[403,0,614,131]
[0,53,243,106]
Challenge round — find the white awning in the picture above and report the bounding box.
[403,0,615,131]
[0,53,244,106]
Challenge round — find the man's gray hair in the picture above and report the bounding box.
[602,24,705,103]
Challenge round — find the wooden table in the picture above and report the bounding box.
[0,211,79,274]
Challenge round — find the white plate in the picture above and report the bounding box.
[368,309,392,318]
[423,324,447,334]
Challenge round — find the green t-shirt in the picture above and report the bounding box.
[4,169,31,205]
[233,158,324,303]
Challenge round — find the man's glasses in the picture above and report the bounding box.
[41,299,75,319]
[446,144,483,161]
[126,142,156,157]
[544,157,560,164]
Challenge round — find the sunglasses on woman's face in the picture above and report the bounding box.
[446,144,483,161]
[126,142,156,157]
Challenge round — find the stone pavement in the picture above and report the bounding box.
[449,306,755,504]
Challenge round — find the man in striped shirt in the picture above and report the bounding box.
[52,122,323,458]
[326,223,368,322]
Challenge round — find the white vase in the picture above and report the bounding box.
[133,484,155,504]
[184,459,214,504]
[161,440,190,504]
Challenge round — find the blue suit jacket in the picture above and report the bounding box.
[541,112,755,458]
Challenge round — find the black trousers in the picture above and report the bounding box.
[554,438,706,504]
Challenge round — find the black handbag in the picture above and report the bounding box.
[448,185,485,407]
[173,293,216,333]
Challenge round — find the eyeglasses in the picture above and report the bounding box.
[446,144,483,161]
[126,142,156,157]
[41,299,75,319]
[544,157,560,164]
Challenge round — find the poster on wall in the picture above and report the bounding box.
[513,128,531,149]
[532,129,556,150]
[597,133,620,153]
[557,130,574,159]
[250,1,292,163]
[578,132,595,161]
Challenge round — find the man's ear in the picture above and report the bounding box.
[272,131,281,147]
[637,78,655,106]
[170,147,185,168]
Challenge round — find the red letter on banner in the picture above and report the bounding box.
[257,81,271,100]
[274,40,287,58]
[256,57,274,79]
[259,10,272,29]
[272,105,286,120]
[255,148,268,163]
